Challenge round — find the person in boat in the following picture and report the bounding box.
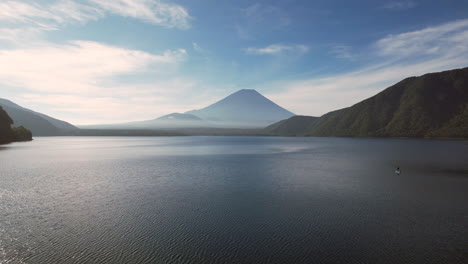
[395,167,401,174]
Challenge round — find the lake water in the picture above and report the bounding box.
[0,137,467,263]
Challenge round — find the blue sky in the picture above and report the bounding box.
[0,0,468,125]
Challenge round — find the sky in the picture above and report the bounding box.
[0,0,468,125]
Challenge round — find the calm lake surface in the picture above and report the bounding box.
[0,136,467,263]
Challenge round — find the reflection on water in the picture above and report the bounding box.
[0,137,467,263]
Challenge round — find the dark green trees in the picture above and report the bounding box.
[0,106,32,144]
[12,126,33,142]
[0,106,15,144]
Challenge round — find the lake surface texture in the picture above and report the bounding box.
[0,137,467,263]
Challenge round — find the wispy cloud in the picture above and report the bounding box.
[330,45,355,60]
[87,0,192,29]
[245,44,309,55]
[234,24,251,40]
[236,3,290,39]
[0,0,103,28]
[0,1,103,46]
[0,27,52,44]
[51,0,105,23]
[382,1,417,10]
[375,19,468,58]
[266,19,468,116]
[242,3,290,28]
[0,0,191,31]
[192,42,205,53]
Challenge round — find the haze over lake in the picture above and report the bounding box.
[0,137,467,263]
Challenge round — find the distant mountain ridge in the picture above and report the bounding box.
[157,113,202,121]
[185,89,294,127]
[116,113,206,129]
[266,67,468,138]
[0,99,77,136]
[83,89,295,129]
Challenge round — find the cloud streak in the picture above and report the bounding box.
[0,0,191,31]
[87,0,192,29]
[245,44,309,55]
[0,0,103,28]
[330,45,355,60]
[382,1,417,10]
[375,19,468,58]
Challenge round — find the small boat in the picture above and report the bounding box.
[394,167,401,175]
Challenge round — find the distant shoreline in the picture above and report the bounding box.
[30,129,468,140]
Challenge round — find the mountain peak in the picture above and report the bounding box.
[185,89,294,127]
[236,89,258,93]
[226,89,262,98]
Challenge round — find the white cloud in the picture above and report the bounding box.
[0,40,187,94]
[0,0,191,32]
[382,1,417,10]
[192,42,204,53]
[87,0,192,29]
[0,1,56,24]
[0,1,103,45]
[245,44,309,55]
[0,27,52,44]
[50,0,105,23]
[0,0,103,28]
[375,19,468,58]
[265,19,468,116]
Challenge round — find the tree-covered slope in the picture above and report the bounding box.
[0,106,15,144]
[0,106,32,144]
[264,116,319,136]
[266,67,468,138]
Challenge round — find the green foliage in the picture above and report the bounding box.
[12,126,33,142]
[0,106,33,144]
[265,116,319,136]
[267,67,468,139]
[0,106,14,144]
